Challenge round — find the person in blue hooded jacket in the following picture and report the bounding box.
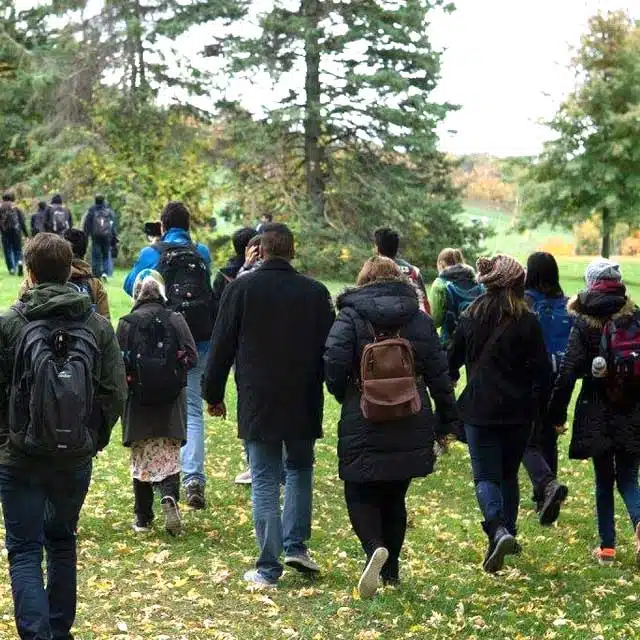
[124,201,213,510]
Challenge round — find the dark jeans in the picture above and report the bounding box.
[465,424,531,537]
[344,479,411,582]
[133,474,180,524]
[593,451,640,549]
[522,425,559,501]
[2,230,22,274]
[0,462,92,640]
[91,237,112,277]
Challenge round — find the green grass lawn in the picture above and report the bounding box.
[0,262,639,639]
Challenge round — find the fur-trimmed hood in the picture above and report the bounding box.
[567,291,637,328]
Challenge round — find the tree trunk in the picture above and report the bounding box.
[302,0,325,217]
[601,206,612,258]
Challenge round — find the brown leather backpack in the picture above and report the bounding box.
[360,322,421,422]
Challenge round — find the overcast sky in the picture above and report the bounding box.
[14,0,640,158]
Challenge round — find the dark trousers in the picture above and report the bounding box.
[0,462,92,640]
[522,425,559,502]
[2,230,22,274]
[465,424,531,537]
[344,479,411,582]
[91,237,112,277]
[133,474,180,524]
[593,451,640,549]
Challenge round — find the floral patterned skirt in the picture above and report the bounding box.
[131,438,182,483]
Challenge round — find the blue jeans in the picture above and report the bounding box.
[0,462,92,640]
[465,424,531,537]
[2,230,22,274]
[91,237,112,277]
[246,439,315,582]
[181,343,208,487]
[593,451,640,549]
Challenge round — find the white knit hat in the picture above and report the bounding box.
[585,259,621,288]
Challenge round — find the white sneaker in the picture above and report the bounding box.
[284,552,320,574]
[161,496,181,536]
[358,547,389,599]
[234,469,252,485]
[243,569,277,588]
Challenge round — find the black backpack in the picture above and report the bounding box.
[155,242,215,342]
[51,206,70,234]
[1,207,19,234]
[122,307,187,406]
[8,307,98,459]
[92,208,113,239]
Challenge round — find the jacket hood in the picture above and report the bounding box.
[568,289,637,328]
[71,258,93,278]
[337,280,419,328]
[162,228,193,244]
[439,263,476,284]
[18,283,92,320]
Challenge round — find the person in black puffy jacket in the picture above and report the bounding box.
[324,256,458,599]
[548,258,640,567]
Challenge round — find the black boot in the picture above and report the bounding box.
[539,480,569,526]
[482,523,517,573]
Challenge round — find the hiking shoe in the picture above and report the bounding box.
[234,469,252,485]
[185,480,206,510]
[132,516,152,533]
[483,526,518,573]
[358,547,389,599]
[539,481,569,526]
[593,547,616,566]
[284,552,320,574]
[243,569,277,588]
[161,496,181,536]
[636,523,640,568]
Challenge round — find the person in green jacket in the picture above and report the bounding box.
[0,232,127,640]
[430,248,484,347]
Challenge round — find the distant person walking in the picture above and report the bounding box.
[84,195,117,280]
[256,212,273,233]
[429,248,484,347]
[0,192,28,276]
[45,194,72,236]
[522,252,570,525]
[30,201,49,237]
[325,256,458,598]
[118,270,197,537]
[203,223,335,587]
[449,255,551,573]
[548,259,640,567]
[373,227,430,314]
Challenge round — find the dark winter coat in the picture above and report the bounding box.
[0,284,127,470]
[324,280,459,483]
[547,289,640,459]
[212,255,244,312]
[202,259,335,442]
[448,303,551,427]
[117,299,197,447]
[0,203,28,238]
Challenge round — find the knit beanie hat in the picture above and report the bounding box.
[476,254,525,289]
[133,269,166,302]
[585,258,622,289]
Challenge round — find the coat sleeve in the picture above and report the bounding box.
[92,279,111,321]
[529,315,553,413]
[94,317,128,452]
[170,312,198,370]
[447,320,467,384]
[17,210,28,237]
[412,314,459,435]
[201,280,243,405]
[123,245,160,296]
[547,324,588,426]
[212,272,228,313]
[324,309,357,403]
[429,278,447,329]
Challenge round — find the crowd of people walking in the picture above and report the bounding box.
[0,195,639,639]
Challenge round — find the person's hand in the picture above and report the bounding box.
[244,245,259,266]
[555,424,567,435]
[208,402,227,419]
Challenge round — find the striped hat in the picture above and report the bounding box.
[476,254,525,289]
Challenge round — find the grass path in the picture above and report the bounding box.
[0,264,638,639]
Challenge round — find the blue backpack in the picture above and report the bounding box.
[441,280,485,344]
[526,289,573,373]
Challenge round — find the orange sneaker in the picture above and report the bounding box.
[593,547,616,566]
[635,523,640,568]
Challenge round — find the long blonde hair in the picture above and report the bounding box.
[437,247,465,273]
[356,256,402,286]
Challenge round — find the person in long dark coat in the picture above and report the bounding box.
[117,270,197,537]
[202,223,335,587]
[324,256,459,599]
[548,259,640,567]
